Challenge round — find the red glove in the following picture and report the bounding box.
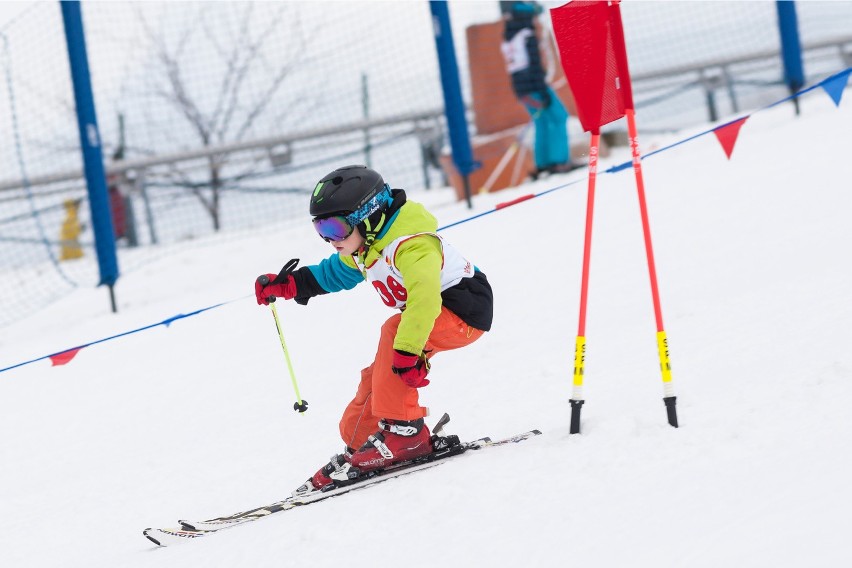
[255,273,298,305]
[391,350,431,388]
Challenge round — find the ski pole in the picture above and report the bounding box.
[257,259,308,413]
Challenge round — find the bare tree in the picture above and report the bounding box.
[137,3,312,231]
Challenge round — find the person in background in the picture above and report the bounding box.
[500,0,574,178]
[108,176,127,241]
[254,165,493,496]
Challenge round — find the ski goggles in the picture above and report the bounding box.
[312,214,355,242]
[311,187,393,242]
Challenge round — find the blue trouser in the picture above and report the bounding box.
[522,87,570,169]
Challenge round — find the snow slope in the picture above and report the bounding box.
[2,89,851,567]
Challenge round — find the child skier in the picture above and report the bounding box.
[254,165,493,494]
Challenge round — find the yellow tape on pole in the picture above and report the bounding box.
[570,335,587,434]
[656,329,677,426]
[573,336,586,389]
[656,330,672,385]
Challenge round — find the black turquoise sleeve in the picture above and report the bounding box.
[290,266,328,306]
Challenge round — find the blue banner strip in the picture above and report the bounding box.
[0,300,236,374]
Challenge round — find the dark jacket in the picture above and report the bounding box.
[502,2,548,98]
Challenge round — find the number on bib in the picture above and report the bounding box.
[373,276,407,306]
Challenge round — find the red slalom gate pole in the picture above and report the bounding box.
[625,109,678,428]
[570,132,600,434]
[551,0,679,431]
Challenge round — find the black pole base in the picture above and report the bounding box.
[663,396,678,428]
[108,283,117,313]
[569,399,584,434]
[789,83,802,117]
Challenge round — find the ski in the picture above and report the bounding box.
[143,425,541,546]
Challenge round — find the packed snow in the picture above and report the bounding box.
[1,86,851,567]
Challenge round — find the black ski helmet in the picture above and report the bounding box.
[310,165,385,218]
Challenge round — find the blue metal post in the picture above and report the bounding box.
[60,1,120,311]
[429,1,477,208]
[776,1,805,114]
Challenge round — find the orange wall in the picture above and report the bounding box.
[440,19,585,200]
[466,20,578,136]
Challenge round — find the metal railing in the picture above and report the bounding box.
[1,35,850,200]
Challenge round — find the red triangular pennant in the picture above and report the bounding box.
[713,117,749,159]
[49,347,83,366]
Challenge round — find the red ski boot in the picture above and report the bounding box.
[292,448,358,497]
[350,418,433,472]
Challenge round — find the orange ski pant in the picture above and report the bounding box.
[339,306,485,451]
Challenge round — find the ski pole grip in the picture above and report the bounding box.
[256,274,277,303]
[258,259,300,303]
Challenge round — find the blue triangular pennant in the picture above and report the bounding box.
[820,70,851,107]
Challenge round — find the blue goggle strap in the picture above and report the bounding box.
[345,185,393,226]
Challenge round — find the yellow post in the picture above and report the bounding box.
[59,199,84,261]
